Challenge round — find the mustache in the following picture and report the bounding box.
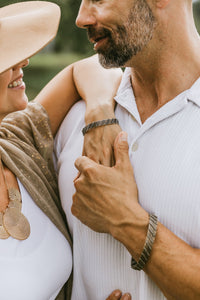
[87,27,112,41]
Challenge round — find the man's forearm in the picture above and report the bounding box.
[112,214,200,300]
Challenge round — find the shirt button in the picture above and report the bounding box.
[132,142,138,152]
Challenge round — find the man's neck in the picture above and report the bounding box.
[128,32,200,123]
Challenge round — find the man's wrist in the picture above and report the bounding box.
[131,214,158,271]
[110,206,150,261]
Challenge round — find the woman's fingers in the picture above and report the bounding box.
[106,290,132,300]
[106,290,122,300]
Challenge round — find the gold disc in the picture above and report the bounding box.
[8,188,21,202]
[0,212,10,239]
[3,207,30,240]
[8,200,22,211]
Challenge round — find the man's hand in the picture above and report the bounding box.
[73,131,140,233]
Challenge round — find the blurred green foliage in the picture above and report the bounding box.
[194,0,200,32]
[25,52,87,100]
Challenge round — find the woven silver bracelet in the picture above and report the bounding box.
[131,214,158,271]
[82,118,119,136]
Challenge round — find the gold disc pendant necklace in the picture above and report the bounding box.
[0,160,30,240]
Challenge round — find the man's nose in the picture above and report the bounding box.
[76,1,96,28]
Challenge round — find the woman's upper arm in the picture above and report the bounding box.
[34,63,80,136]
[34,54,122,142]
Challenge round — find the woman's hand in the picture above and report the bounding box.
[82,123,121,166]
[106,289,131,300]
[73,54,122,166]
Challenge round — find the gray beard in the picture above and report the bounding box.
[98,35,143,68]
[97,0,156,68]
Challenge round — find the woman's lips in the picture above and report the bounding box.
[8,75,25,89]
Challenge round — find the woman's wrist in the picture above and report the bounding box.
[85,103,116,124]
[82,118,119,136]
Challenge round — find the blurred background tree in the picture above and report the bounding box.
[1,0,200,98]
[194,0,200,31]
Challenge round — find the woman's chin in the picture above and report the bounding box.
[13,96,29,112]
[18,99,28,110]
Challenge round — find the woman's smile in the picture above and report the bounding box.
[8,74,25,90]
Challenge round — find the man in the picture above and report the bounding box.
[55,0,200,299]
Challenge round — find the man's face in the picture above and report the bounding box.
[76,0,156,68]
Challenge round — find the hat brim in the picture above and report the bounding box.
[0,1,61,73]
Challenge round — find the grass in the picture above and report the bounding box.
[24,52,87,100]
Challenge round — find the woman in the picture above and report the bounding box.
[0,1,130,300]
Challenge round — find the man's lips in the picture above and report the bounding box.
[93,36,108,51]
[88,27,111,50]
[89,33,110,52]
[89,35,107,44]
[87,26,111,44]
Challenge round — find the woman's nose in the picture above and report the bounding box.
[13,59,29,70]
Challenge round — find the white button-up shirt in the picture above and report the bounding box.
[54,68,200,300]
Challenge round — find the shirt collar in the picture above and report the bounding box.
[116,68,132,95]
[115,68,200,109]
[115,68,142,123]
[186,76,200,107]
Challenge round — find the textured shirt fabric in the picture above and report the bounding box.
[54,69,200,300]
[0,102,72,300]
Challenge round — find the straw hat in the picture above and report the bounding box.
[0,1,61,73]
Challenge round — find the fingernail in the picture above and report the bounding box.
[114,291,121,297]
[119,131,127,142]
[123,294,131,300]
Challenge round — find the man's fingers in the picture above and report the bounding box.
[114,131,130,169]
[75,156,98,176]
[73,172,81,182]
